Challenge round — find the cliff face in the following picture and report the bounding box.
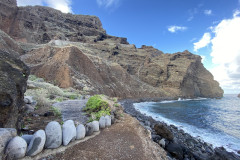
[0,0,223,98]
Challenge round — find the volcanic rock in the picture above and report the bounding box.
[154,124,173,141]
[0,50,29,129]
[0,0,223,99]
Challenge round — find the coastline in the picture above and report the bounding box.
[120,99,240,160]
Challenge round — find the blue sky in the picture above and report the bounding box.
[17,0,240,94]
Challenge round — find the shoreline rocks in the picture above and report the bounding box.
[121,99,240,160]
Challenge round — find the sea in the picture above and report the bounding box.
[133,94,240,154]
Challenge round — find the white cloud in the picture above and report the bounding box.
[204,9,212,15]
[17,0,72,13]
[167,26,187,33]
[193,32,211,51]
[210,10,240,93]
[96,0,119,8]
[200,55,206,63]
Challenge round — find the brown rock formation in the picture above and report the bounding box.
[0,0,223,99]
[0,50,29,128]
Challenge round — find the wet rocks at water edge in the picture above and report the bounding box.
[21,135,33,145]
[62,120,76,146]
[26,130,46,156]
[166,142,183,160]
[5,136,27,159]
[76,124,86,140]
[154,123,173,141]
[99,116,106,129]
[45,121,62,149]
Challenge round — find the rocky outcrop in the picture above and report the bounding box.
[0,50,30,128]
[238,94,240,98]
[0,0,223,99]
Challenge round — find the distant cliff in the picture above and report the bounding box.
[0,0,223,99]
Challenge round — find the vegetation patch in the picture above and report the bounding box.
[84,95,111,122]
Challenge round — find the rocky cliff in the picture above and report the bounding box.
[0,49,29,129]
[0,0,223,99]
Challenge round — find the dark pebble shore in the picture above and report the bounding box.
[120,99,240,160]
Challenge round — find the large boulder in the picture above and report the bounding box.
[26,130,46,156]
[5,136,27,159]
[76,124,85,140]
[0,128,17,159]
[0,50,29,129]
[62,120,76,146]
[166,142,184,160]
[154,124,174,141]
[45,121,62,149]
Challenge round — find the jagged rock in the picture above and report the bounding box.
[0,128,17,159]
[85,123,94,136]
[99,116,106,129]
[45,121,62,149]
[105,115,111,127]
[62,120,76,146]
[26,130,46,156]
[238,94,240,98]
[21,135,33,145]
[0,50,29,129]
[76,124,85,140]
[154,124,173,141]
[5,136,27,159]
[91,121,99,132]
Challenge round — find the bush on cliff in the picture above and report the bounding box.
[84,95,111,121]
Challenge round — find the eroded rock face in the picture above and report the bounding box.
[0,0,105,44]
[0,50,29,128]
[0,0,223,99]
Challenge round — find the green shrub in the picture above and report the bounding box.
[84,95,111,121]
[50,106,62,117]
[114,103,120,107]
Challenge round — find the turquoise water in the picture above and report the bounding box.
[134,95,240,153]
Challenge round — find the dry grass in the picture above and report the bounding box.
[25,75,82,110]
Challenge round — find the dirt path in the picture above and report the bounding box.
[52,114,167,160]
[52,98,89,124]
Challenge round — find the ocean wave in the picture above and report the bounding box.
[133,102,240,154]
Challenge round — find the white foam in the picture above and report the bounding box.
[133,101,240,154]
